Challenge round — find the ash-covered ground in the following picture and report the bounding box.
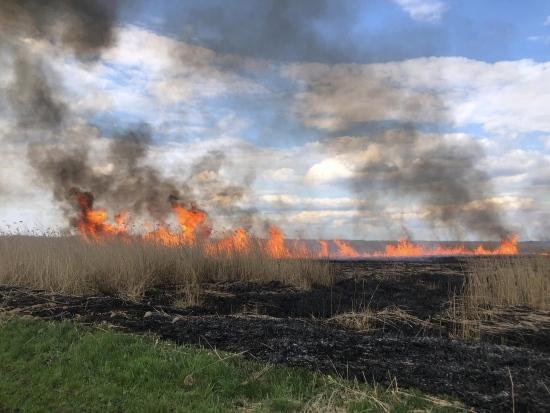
[1,258,549,412]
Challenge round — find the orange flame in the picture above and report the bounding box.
[318,240,329,258]
[265,226,291,258]
[205,229,252,257]
[172,204,208,244]
[142,226,183,247]
[368,232,518,258]
[69,189,523,258]
[70,188,127,242]
[293,239,310,257]
[334,239,360,258]
[473,232,518,255]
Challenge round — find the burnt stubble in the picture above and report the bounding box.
[1,257,549,412]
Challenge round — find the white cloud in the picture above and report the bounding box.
[305,157,355,183]
[286,210,356,224]
[103,26,267,107]
[259,195,366,211]
[392,0,448,22]
[544,16,550,26]
[262,168,297,182]
[527,35,550,44]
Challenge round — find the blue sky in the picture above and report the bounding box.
[0,0,549,241]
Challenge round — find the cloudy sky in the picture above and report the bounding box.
[0,0,549,241]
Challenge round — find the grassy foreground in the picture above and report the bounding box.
[0,317,465,413]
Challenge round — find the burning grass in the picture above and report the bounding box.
[0,233,334,300]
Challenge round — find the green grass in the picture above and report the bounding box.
[0,316,466,413]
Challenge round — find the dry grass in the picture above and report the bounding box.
[327,306,431,333]
[463,255,550,316]
[441,255,550,339]
[0,233,334,301]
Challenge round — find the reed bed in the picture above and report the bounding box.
[0,233,334,301]
[462,255,550,317]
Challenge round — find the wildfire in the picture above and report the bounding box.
[172,204,208,243]
[334,239,360,258]
[265,226,292,258]
[204,229,252,257]
[69,189,522,259]
[318,240,329,258]
[70,188,128,240]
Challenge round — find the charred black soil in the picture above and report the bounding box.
[1,258,549,412]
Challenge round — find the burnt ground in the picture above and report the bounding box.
[1,258,549,412]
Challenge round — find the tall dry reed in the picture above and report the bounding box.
[0,233,334,300]
[463,256,550,317]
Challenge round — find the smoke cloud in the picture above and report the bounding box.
[288,58,509,239]
[27,123,255,231]
[1,0,118,129]
[349,130,507,239]
[7,56,67,130]
[0,1,518,239]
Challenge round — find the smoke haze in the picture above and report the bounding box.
[0,1,543,239]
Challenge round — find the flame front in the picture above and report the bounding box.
[205,229,252,257]
[70,188,128,241]
[334,239,360,258]
[69,189,522,258]
[265,226,292,258]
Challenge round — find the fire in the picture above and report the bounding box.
[334,239,360,258]
[293,239,310,257]
[69,189,522,258]
[142,226,182,247]
[368,233,518,258]
[140,204,209,247]
[265,226,292,258]
[318,240,329,258]
[172,204,208,244]
[205,229,252,257]
[70,188,127,241]
[474,232,518,255]
[378,238,427,257]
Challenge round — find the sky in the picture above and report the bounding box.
[0,0,549,241]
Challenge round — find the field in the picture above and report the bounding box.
[0,235,549,412]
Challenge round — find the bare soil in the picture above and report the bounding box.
[1,258,549,412]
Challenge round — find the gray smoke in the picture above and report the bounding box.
[349,129,507,239]
[0,0,117,57]
[2,0,512,239]
[2,0,257,232]
[2,0,117,129]
[27,124,256,231]
[162,0,444,64]
[189,150,259,230]
[286,53,509,239]
[7,56,67,130]
[27,124,182,224]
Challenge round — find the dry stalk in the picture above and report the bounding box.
[0,233,334,299]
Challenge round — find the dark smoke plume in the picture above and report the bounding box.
[286,55,509,239]
[0,0,117,57]
[349,130,507,239]
[27,124,181,224]
[3,0,512,239]
[2,0,117,130]
[162,0,445,64]
[7,56,67,130]
[27,123,255,231]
